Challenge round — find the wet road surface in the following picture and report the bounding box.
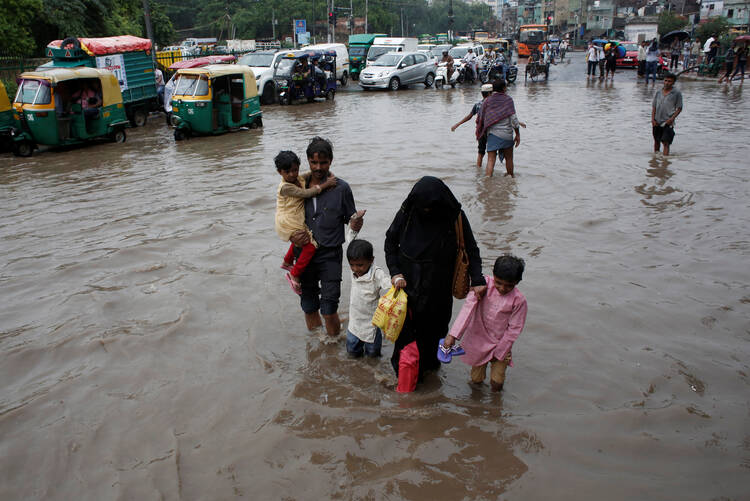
[1,52,749,500]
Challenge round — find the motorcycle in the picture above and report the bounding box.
[457,60,477,84]
[435,62,460,88]
[478,59,518,84]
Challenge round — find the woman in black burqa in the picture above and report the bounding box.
[385,176,486,392]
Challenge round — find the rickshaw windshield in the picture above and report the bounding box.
[175,75,209,96]
[349,47,367,57]
[15,79,51,105]
[275,59,296,77]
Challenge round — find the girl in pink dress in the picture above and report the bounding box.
[443,255,527,391]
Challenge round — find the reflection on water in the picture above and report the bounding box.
[1,54,749,500]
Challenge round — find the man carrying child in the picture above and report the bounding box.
[290,137,365,337]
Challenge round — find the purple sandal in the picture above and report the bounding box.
[437,338,465,364]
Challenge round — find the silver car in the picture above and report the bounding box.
[359,51,435,90]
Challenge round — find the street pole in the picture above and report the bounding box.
[365,0,368,33]
[332,0,336,43]
[350,0,353,35]
[272,9,276,40]
[401,8,404,36]
[142,0,156,64]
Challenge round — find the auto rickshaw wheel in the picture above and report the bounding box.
[112,129,126,143]
[340,72,348,87]
[13,139,34,157]
[325,90,335,101]
[174,129,189,141]
[131,109,147,127]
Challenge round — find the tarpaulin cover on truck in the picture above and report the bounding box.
[47,36,152,56]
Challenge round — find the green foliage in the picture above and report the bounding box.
[0,0,44,56]
[155,0,492,43]
[657,11,687,36]
[695,17,730,43]
[2,77,19,100]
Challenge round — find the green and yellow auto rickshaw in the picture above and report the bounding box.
[12,68,130,157]
[0,80,15,152]
[171,65,262,141]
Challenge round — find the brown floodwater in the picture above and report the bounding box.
[1,54,749,500]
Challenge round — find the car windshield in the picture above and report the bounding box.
[238,53,275,67]
[15,79,51,104]
[371,54,402,67]
[623,43,638,51]
[275,58,296,77]
[449,47,469,58]
[367,46,393,61]
[174,74,209,96]
[520,30,546,44]
[350,47,367,57]
[431,46,451,57]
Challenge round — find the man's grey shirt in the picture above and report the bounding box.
[653,87,683,126]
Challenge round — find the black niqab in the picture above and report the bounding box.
[399,176,462,259]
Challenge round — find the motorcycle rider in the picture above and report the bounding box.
[441,50,455,80]
[496,48,508,81]
[463,48,478,81]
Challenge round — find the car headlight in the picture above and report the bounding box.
[377,71,390,78]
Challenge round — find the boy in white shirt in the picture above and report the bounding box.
[345,239,393,357]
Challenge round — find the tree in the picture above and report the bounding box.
[657,11,687,36]
[0,0,44,55]
[695,16,730,43]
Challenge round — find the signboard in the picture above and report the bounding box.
[298,32,310,45]
[294,19,307,34]
[96,54,128,91]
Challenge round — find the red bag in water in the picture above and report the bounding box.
[397,341,419,393]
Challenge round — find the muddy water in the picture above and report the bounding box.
[1,54,749,500]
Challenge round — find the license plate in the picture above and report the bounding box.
[624,58,633,62]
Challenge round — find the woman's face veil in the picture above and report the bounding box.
[403,176,461,221]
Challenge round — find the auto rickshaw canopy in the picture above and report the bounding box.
[17,68,123,107]
[176,65,258,99]
[0,80,11,113]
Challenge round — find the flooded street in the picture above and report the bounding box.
[2,53,749,500]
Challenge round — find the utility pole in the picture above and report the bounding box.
[272,9,276,40]
[448,0,454,41]
[142,0,156,64]
[332,0,336,42]
[350,0,353,35]
[365,0,368,33]
[401,7,404,36]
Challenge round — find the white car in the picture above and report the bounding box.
[238,50,284,104]
[359,51,435,91]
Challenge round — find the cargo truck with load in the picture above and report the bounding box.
[39,35,160,127]
[348,34,387,80]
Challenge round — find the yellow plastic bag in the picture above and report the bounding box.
[372,286,408,343]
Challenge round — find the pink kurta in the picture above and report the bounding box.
[448,275,527,367]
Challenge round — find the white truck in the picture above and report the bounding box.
[180,38,217,55]
[227,39,256,52]
[366,37,418,65]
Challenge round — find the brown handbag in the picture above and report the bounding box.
[452,215,471,299]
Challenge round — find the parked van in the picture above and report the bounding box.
[303,43,350,86]
[366,38,418,65]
